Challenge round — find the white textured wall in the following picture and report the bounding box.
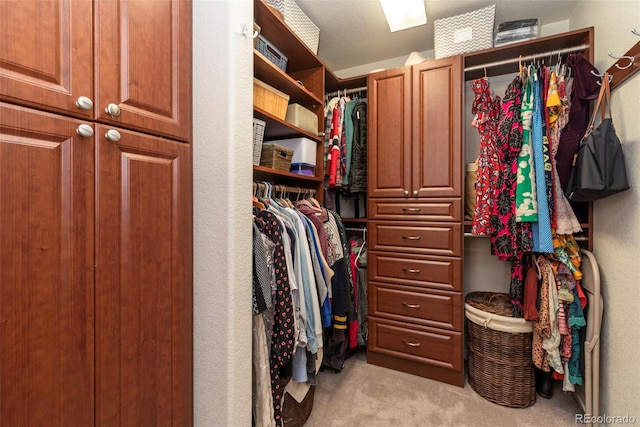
[570,2,640,422]
[193,0,253,425]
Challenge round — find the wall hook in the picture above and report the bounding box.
[242,22,259,39]
[632,29,640,37]
[608,52,635,70]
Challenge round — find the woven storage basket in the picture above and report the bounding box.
[260,143,293,172]
[253,118,266,165]
[465,292,536,408]
[254,78,290,120]
[282,385,315,427]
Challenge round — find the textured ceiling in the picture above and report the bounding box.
[294,0,579,72]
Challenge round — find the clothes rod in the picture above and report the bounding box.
[464,43,590,73]
[325,86,368,98]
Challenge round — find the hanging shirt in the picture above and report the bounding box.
[531,69,554,253]
[470,78,501,236]
[516,70,538,222]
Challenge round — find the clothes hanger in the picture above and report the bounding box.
[308,189,321,208]
[355,227,367,268]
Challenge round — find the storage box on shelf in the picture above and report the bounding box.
[253,118,267,165]
[285,104,317,134]
[260,143,294,172]
[254,78,290,120]
[434,4,495,59]
[267,136,317,176]
[256,34,288,72]
[265,0,320,54]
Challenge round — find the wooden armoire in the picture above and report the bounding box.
[366,57,465,387]
[365,27,595,388]
[0,1,193,425]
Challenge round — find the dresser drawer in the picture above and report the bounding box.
[369,282,462,330]
[369,252,461,291]
[368,317,463,372]
[368,198,462,222]
[369,221,462,256]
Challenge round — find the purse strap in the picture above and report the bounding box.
[584,71,613,138]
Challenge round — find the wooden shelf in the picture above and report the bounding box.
[254,0,322,73]
[253,164,323,183]
[463,27,594,80]
[254,107,321,142]
[254,50,323,107]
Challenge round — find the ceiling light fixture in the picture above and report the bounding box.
[380,0,427,32]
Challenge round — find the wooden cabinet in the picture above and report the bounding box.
[0,0,192,142]
[95,126,192,427]
[0,1,192,425]
[366,56,465,387]
[0,103,95,427]
[368,58,462,199]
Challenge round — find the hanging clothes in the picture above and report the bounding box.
[470,78,501,236]
[547,69,582,234]
[254,209,295,427]
[515,70,538,222]
[555,53,601,191]
[530,67,554,254]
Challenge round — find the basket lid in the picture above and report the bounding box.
[465,292,513,317]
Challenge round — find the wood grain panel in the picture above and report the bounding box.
[369,221,462,256]
[0,103,94,426]
[369,282,462,330]
[368,252,462,291]
[95,125,192,427]
[368,198,462,222]
[412,57,462,198]
[367,67,412,198]
[0,0,93,119]
[368,318,463,372]
[95,0,192,141]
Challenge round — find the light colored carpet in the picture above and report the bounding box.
[304,350,582,427]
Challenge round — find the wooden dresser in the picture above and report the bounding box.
[366,56,465,387]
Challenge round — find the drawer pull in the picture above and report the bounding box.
[402,268,421,274]
[402,339,421,347]
[402,235,422,240]
[402,302,421,309]
[402,207,422,212]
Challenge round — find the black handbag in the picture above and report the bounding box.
[566,71,630,202]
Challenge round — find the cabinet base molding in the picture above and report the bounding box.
[366,350,465,387]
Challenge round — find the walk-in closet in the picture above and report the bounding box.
[238,1,640,426]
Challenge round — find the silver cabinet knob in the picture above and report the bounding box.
[76,124,94,137]
[76,96,94,110]
[413,190,418,196]
[403,190,409,196]
[105,103,121,117]
[105,129,121,142]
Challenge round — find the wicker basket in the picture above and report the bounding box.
[254,78,290,120]
[260,143,293,172]
[282,385,315,427]
[465,292,536,408]
[253,118,266,165]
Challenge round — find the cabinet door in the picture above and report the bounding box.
[0,0,93,119]
[95,0,192,142]
[368,67,412,198]
[412,57,462,198]
[95,125,192,426]
[0,103,94,426]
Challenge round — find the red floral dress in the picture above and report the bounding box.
[471,78,501,236]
